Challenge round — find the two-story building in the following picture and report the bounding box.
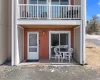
[11,0,86,66]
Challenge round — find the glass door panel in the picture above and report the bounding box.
[60,0,69,5]
[29,0,47,18]
[51,0,59,5]
[29,34,37,46]
[29,0,38,18]
[38,0,47,19]
[51,34,59,57]
[51,34,59,46]
[51,0,59,18]
[38,0,47,4]
[60,33,68,45]
[60,33,69,52]
[29,0,37,4]
[50,32,70,58]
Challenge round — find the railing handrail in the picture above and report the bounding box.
[50,5,81,7]
[17,4,48,6]
[17,4,81,7]
[17,4,81,20]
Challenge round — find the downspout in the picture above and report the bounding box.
[81,20,84,65]
[81,0,84,65]
[82,0,86,65]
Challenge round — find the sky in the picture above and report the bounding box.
[87,0,100,20]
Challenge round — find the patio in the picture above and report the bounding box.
[18,59,78,66]
[12,27,82,66]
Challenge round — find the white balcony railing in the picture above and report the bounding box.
[17,4,81,20]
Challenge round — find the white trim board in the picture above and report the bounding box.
[18,26,24,30]
[17,20,81,25]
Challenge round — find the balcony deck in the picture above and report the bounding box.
[17,4,81,25]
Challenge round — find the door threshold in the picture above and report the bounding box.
[18,61,79,66]
[26,60,39,62]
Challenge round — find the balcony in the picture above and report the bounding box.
[17,4,81,20]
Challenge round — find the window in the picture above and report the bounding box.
[51,0,69,5]
[60,0,69,5]
[50,32,70,58]
[38,0,47,4]
[29,0,69,5]
[29,0,47,4]
[29,0,37,4]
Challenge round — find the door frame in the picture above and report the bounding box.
[49,31,71,59]
[27,32,39,60]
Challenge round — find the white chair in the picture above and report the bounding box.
[64,48,74,63]
[69,48,74,62]
[54,46,62,62]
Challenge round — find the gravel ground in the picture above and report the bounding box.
[86,34,100,46]
[86,35,100,40]
[0,65,100,80]
[86,39,100,46]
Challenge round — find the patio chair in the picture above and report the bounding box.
[54,46,62,62]
[64,48,74,63]
[69,48,74,60]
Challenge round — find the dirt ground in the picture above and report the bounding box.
[85,42,100,72]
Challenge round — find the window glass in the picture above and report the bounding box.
[60,33,68,45]
[51,34,59,46]
[60,0,69,5]
[51,0,59,5]
[29,0,37,4]
[29,34,37,46]
[29,48,37,52]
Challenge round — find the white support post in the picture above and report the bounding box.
[12,0,19,66]
[80,21,82,64]
[82,0,86,64]
[11,0,15,66]
[80,0,86,65]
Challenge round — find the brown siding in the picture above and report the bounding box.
[24,28,74,60]
[24,0,26,4]
[71,0,74,5]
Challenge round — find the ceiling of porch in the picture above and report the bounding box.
[21,25,79,29]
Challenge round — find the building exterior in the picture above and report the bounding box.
[0,0,9,64]
[11,0,86,66]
